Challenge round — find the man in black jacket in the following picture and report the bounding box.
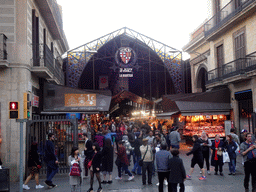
[83,133,93,177]
[186,135,206,181]
[44,133,58,188]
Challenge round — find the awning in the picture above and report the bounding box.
[159,88,231,116]
[155,111,179,119]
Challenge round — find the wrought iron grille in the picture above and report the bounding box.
[0,34,7,60]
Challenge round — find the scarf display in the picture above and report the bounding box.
[214,140,220,160]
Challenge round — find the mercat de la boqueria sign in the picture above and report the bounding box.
[43,83,112,113]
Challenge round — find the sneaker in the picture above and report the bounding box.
[214,172,218,175]
[101,180,107,184]
[50,184,57,188]
[107,180,112,184]
[199,176,206,181]
[186,175,191,180]
[128,176,134,181]
[115,176,122,180]
[156,182,159,186]
[228,172,232,175]
[200,171,202,174]
[232,173,236,175]
[164,179,168,185]
[44,180,51,187]
[220,172,223,176]
[97,187,102,192]
[23,184,30,190]
[87,188,93,192]
[36,184,44,189]
[207,171,211,175]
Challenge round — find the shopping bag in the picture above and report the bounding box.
[235,142,240,155]
[223,151,230,163]
[70,163,81,176]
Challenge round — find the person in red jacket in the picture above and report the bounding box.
[115,141,134,181]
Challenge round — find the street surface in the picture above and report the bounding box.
[10,144,246,192]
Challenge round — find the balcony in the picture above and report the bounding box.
[31,44,54,79]
[0,33,9,67]
[47,58,65,85]
[204,0,256,39]
[35,0,63,39]
[207,52,256,86]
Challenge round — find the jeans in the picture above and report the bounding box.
[118,163,132,177]
[171,145,180,149]
[142,162,153,184]
[228,158,236,173]
[46,164,58,184]
[157,172,171,192]
[132,155,141,174]
[170,183,185,192]
[244,159,256,190]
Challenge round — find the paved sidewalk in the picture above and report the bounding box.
[10,145,247,192]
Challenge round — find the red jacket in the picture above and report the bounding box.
[117,146,129,165]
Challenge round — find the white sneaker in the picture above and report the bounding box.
[156,183,159,186]
[128,176,134,181]
[36,184,44,189]
[23,184,30,190]
[164,179,168,185]
[115,176,122,180]
[207,171,211,175]
[200,171,202,174]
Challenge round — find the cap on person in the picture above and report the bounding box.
[241,129,248,133]
[142,138,149,142]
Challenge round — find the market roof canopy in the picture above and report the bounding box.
[160,88,231,116]
[43,83,112,113]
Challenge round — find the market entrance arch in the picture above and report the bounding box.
[67,27,183,100]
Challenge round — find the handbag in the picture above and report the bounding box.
[223,151,230,163]
[217,149,223,156]
[87,154,96,169]
[70,163,81,176]
[34,161,42,169]
[139,145,148,167]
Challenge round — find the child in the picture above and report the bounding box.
[168,148,186,192]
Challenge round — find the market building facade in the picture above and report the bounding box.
[183,0,256,138]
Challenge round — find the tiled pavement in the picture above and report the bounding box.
[10,144,247,192]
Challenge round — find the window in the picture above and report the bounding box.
[234,31,246,60]
[216,44,224,77]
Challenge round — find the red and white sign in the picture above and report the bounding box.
[32,95,39,107]
[99,76,108,89]
[120,47,132,64]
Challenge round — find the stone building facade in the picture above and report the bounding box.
[183,0,256,136]
[0,0,68,180]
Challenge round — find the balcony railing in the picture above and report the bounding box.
[204,0,255,37]
[31,43,54,74]
[207,52,256,84]
[0,34,7,60]
[54,58,64,84]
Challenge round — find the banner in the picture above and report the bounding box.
[99,76,108,89]
[65,94,96,107]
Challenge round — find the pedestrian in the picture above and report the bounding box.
[186,135,206,180]
[83,133,93,178]
[132,130,143,175]
[101,138,114,184]
[211,134,225,176]
[225,135,237,175]
[240,133,256,192]
[87,142,102,192]
[122,134,133,165]
[68,147,82,192]
[115,127,123,151]
[230,128,240,144]
[199,131,212,175]
[169,126,181,149]
[23,142,44,190]
[115,141,134,181]
[153,133,166,178]
[140,138,153,185]
[168,148,186,192]
[162,129,170,150]
[44,133,58,188]
[146,130,155,147]
[94,130,105,149]
[155,143,172,192]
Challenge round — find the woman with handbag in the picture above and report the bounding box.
[23,142,44,190]
[87,142,102,192]
[225,135,237,175]
[68,147,82,192]
[211,134,225,176]
[140,138,153,185]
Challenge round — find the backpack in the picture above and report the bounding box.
[70,163,81,176]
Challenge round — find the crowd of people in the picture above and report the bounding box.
[22,119,256,192]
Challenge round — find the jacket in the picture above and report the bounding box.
[44,140,57,162]
[211,140,225,166]
[240,141,255,162]
[134,138,142,156]
[169,131,181,146]
[186,140,203,161]
[199,138,212,153]
[84,139,93,160]
[117,146,129,166]
[225,140,237,159]
[101,146,113,172]
[140,145,153,162]
[168,156,186,183]
[91,151,102,172]
[28,150,41,168]
[156,150,172,172]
